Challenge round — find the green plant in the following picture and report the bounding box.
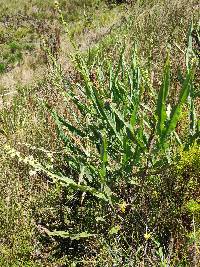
[45,43,196,201]
[6,39,198,242]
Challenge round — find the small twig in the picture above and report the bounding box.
[174,42,185,54]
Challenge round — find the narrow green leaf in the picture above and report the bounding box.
[55,113,86,137]
[110,103,146,149]
[40,166,109,201]
[164,69,193,139]
[99,130,108,184]
[156,54,170,138]
[91,87,123,144]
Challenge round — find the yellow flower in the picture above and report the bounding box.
[152,190,158,198]
[118,200,127,213]
[144,232,151,240]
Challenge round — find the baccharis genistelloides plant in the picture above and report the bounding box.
[3,20,199,239]
[45,38,198,203]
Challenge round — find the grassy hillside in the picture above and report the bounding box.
[0,0,199,266]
